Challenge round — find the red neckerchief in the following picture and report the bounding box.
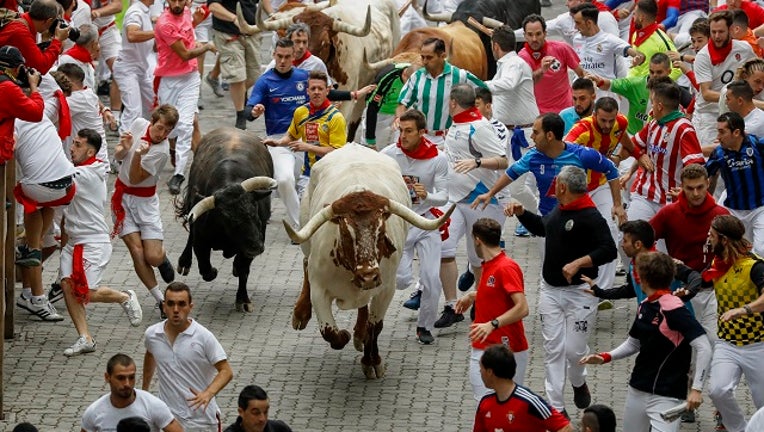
[702,256,734,282]
[76,155,100,166]
[631,22,660,46]
[451,106,482,124]
[142,126,155,145]
[524,42,546,67]
[708,39,733,66]
[54,89,71,140]
[71,244,90,304]
[65,44,94,66]
[294,50,312,66]
[397,136,438,159]
[308,98,331,115]
[558,193,596,211]
[82,0,92,5]
[646,289,672,302]
[631,246,657,285]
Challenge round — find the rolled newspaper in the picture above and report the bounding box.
[660,402,689,422]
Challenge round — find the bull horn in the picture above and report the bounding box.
[282,204,335,244]
[363,49,393,70]
[241,176,278,192]
[423,0,452,22]
[482,17,504,29]
[388,201,455,230]
[305,1,331,12]
[398,0,412,16]
[236,3,261,35]
[256,2,292,31]
[186,196,215,224]
[332,5,371,36]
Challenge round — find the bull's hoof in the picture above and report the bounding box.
[235,301,254,313]
[292,306,312,330]
[232,265,238,278]
[353,336,363,352]
[201,267,218,281]
[177,261,190,276]
[322,329,351,350]
[362,361,386,379]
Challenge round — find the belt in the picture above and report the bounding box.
[426,129,447,137]
[505,123,533,129]
[39,175,73,190]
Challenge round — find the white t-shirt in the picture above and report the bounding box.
[68,89,109,164]
[694,40,755,115]
[116,1,155,71]
[81,389,175,432]
[118,118,170,188]
[538,9,620,45]
[15,118,75,184]
[718,85,764,115]
[380,145,449,215]
[486,52,538,126]
[58,55,96,90]
[64,160,110,243]
[744,107,764,137]
[144,319,228,429]
[572,30,631,80]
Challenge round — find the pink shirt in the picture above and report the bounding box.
[518,40,580,115]
[154,8,197,77]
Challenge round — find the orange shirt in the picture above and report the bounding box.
[565,114,628,190]
[741,28,764,58]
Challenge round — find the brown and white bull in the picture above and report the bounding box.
[285,144,452,379]
[238,0,400,140]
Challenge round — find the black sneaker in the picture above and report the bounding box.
[433,306,464,328]
[158,257,175,283]
[235,110,247,130]
[573,383,591,409]
[403,290,422,310]
[416,327,434,345]
[48,282,63,303]
[457,268,475,292]
[681,410,696,423]
[167,174,184,195]
[15,246,42,267]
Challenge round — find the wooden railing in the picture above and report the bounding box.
[0,159,16,418]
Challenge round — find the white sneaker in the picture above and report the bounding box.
[120,290,143,327]
[28,297,64,322]
[63,336,96,357]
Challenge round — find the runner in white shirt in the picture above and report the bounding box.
[60,129,143,357]
[143,283,233,431]
[91,0,123,112]
[58,24,99,90]
[81,353,182,432]
[112,0,155,135]
[718,57,764,115]
[381,109,449,345]
[517,0,620,44]
[112,106,178,315]
[725,79,764,136]
[693,11,755,146]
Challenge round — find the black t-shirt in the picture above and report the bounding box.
[208,0,257,35]
[224,417,293,432]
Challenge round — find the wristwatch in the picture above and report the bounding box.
[490,319,500,329]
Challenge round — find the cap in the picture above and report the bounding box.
[0,46,25,69]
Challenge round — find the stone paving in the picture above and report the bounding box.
[0,2,758,431]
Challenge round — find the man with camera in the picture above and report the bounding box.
[0,0,72,74]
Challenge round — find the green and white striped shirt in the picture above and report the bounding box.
[398,62,486,132]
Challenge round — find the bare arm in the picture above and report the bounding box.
[170,40,215,61]
[125,24,154,43]
[142,351,156,390]
[92,0,122,19]
[162,419,184,432]
[128,144,152,185]
[186,359,234,412]
[208,2,237,22]
[699,81,720,104]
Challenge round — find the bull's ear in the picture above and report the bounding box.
[381,210,391,220]
[330,215,342,224]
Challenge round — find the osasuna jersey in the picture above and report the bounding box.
[632,115,705,204]
[65,160,110,244]
[694,40,755,115]
[572,30,630,80]
[247,68,309,136]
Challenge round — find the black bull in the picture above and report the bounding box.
[175,128,275,312]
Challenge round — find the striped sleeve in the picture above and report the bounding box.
[463,70,487,89]
[564,120,591,144]
[397,71,419,107]
[705,147,723,177]
[515,385,571,431]
[678,122,705,165]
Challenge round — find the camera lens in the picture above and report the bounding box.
[68,27,80,42]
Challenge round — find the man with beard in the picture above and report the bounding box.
[560,78,596,134]
[627,0,681,81]
[81,354,182,432]
[154,0,216,195]
[693,10,754,146]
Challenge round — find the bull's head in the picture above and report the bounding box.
[186,176,277,258]
[284,190,454,290]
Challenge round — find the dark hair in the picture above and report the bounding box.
[472,218,502,247]
[480,345,517,380]
[12,423,39,432]
[106,353,135,375]
[689,18,710,37]
[522,13,546,32]
[475,87,492,104]
[238,385,269,409]
[165,281,192,303]
[718,111,746,135]
[680,163,709,181]
[619,220,655,249]
[399,109,426,131]
[29,0,59,21]
[727,79,754,102]
[571,77,595,92]
[491,25,516,52]
[594,96,619,113]
[636,0,658,19]
[570,3,599,22]
[151,104,180,128]
[732,9,749,29]
[274,37,295,50]
[308,70,329,85]
[57,62,85,85]
[709,10,733,28]
[538,113,565,140]
[650,52,671,68]
[77,128,102,154]
[646,74,672,90]
[117,417,151,432]
[422,37,446,54]
[583,405,617,432]
[650,81,681,110]
[636,252,676,289]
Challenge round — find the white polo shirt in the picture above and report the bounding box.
[486,51,538,127]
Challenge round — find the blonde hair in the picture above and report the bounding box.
[736,58,764,80]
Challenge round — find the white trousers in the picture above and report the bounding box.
[693,111,719,147]
[539,281,598,411]
[469,347,528,401]
[396,225,443,330]
[627,194,667,252]
[113,66,153,136]
[591,184,617,291]
[709,341,764,432]
[157,73,200,176]
[728,207,764,257]
[362,110,398,150]
[267,144,301,228]
[622,386,682,432]
[440,202,505,268]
